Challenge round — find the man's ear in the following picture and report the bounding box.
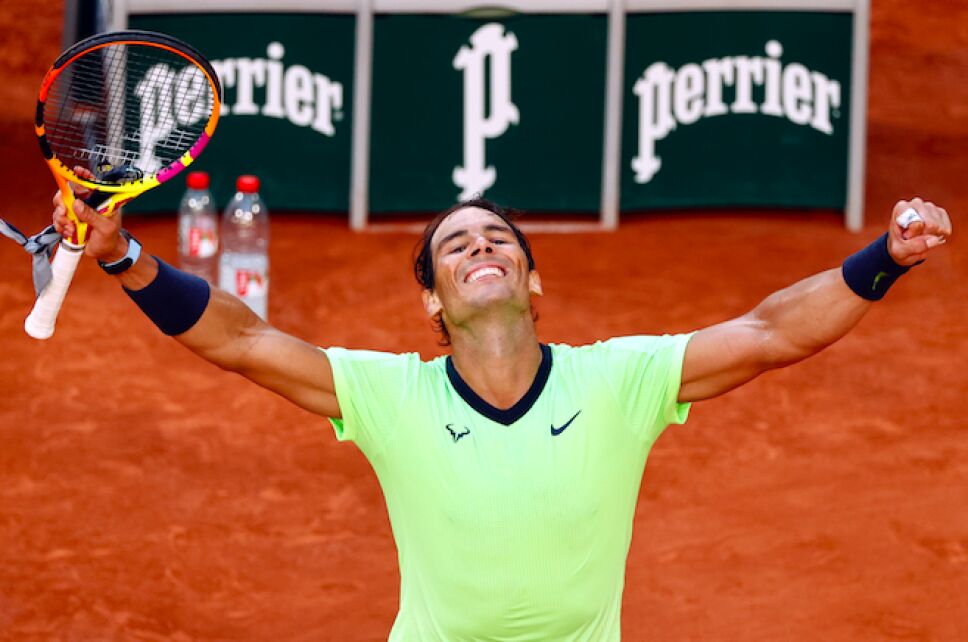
[528,270,543,296]
[422,289,442,317]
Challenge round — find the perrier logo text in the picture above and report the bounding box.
[632,40,842,184]
[134,42,344,171]
[211,42,343,137]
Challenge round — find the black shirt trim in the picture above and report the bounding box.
[445,344,552,426]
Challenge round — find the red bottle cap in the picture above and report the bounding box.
[186,171,209,190]
[236,175,260,193]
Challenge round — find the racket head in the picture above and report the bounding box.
[37,30,222,242]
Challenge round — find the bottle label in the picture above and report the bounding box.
[233,268,268,298]
[188,226,218,258]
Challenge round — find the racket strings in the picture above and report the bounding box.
[43,42,214,184]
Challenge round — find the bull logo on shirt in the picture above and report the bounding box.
[445,423,471,443]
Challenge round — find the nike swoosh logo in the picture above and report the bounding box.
[551,410,581,436]
[872,271,889,291]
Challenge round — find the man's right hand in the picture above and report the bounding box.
[52,189,126,262]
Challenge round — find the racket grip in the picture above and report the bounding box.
[24,243,84,340]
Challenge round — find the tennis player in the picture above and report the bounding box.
[53,194,951,640]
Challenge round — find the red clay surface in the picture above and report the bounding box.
[1,1,967,640]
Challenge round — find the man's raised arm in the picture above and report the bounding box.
[678,198,952,404]
[54,192,341,419]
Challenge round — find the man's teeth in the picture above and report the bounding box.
[467,267,504,282]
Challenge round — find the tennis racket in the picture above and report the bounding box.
[25,29,221,339]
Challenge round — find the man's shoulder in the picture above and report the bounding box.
[321,346,446,380]
[549,334,675,356]
[549,334,693,372]
[322,346,440,362]
[322,347,452,436]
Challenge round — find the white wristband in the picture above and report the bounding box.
[98,231,142,275]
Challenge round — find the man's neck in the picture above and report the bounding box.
[448,317,542,410]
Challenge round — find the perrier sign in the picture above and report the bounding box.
[125,10,854,217]
[127,13,355,213]
[621,11,853,211]
[369,14,607,214]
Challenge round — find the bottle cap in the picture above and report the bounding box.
[236,175,260,193]
[187,171,210,190]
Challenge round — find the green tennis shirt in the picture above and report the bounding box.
[325,334,693,641]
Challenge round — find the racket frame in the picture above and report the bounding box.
[37,29,221,244]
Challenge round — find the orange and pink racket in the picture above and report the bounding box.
[27,30,221,339]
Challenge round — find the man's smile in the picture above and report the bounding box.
[464,264,507,283]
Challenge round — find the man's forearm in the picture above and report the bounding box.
[174,285,268,370]
[114,243,266,372]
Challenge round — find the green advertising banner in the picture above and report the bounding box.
[369,14,607,214]
[127,13,355,212]
[621,11,853,211]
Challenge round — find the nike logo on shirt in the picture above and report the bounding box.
[551,410,581,436]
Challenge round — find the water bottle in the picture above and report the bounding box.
[219,175,270,320]
[177,171,218,283]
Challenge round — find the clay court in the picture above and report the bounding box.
[1,0,966,639]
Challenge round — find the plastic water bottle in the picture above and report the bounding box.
[177,171,218,283]
[219,175,269,320]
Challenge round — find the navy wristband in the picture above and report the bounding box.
[841,233,912,301]
[124,258,211,335]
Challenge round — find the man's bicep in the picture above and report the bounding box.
[678,315,771,403]
[167,288,340,417]
[233,328,341,418]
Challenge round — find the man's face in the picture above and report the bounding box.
[423,207,541,325]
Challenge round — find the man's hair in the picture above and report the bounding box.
[412,197,537,345]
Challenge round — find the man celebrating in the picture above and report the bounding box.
[53,194,950,640]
